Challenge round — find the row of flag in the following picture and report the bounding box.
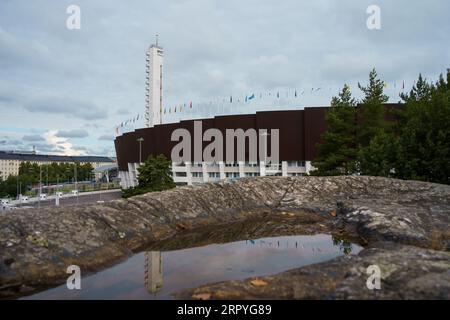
[384,80,406,89]
[164,88,319,113]
[163,80,406,112]
[115,81,409,135]
[115,114,143,134]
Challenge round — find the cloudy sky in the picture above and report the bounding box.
[0,0,449,156]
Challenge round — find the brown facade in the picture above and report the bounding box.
[114,104,402,171]
[115,107,331,171]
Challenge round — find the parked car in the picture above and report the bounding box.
[1,199,10,205]
[39,194,47,200]
[56,192,64,198]
[71,190,79,196]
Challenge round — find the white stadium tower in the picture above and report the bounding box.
[145,36,164,127]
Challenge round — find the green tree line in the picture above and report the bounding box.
[0,161,94,198]
[312,69,450,185]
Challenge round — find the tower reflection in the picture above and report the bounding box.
[144,251,163,294]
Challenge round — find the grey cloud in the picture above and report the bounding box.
[116,108,132,115]
[0,139,23,148]
[0,0,449,154]
[22,134,45,142]
[56,129,89,138]
[29,143,57,153]
[23,96,107,120]
[98,134,115,141]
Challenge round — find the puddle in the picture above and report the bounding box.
[23,234,362,299]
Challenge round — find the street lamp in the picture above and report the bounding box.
[137,137,145,163]
[74,163,79,205]
[38,165,42,208]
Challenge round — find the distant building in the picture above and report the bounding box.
[0,150,116,181]
[145,37,164,128]
[92,163,118,182]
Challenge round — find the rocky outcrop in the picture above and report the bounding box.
[176,242,450,300]
[0,176,449,298]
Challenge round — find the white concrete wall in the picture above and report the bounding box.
[118,160,310,188]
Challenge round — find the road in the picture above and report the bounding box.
[14,190,123,209]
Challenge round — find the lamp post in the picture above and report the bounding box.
[137,137,144,164]
[38,166,42,208]
[74,163,78,205]
[19,182,22,207]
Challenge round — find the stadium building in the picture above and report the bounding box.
[114,40,400,188]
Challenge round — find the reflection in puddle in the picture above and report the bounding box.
[24,234,362,299]
[145,251,163,294]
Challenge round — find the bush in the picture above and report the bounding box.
[122,154,175,198]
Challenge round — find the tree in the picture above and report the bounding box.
[0,176,19,198]
[357,131,398,177]
[311,69,449,185]
[137,154,175,190]
[395,71,450,184]
[122,154,175,198]
[357,68,389,147]
[312,84,358,175]
[0,161,97,198]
